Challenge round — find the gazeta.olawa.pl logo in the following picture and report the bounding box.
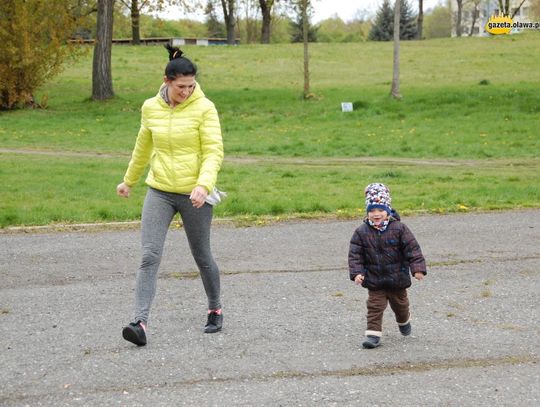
[486,14,540,35]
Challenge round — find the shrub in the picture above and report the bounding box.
[0,0,84,110]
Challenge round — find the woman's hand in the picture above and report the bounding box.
[354,274,364,285]
[116,182,131,198]
[189,185,208,208]
[414,272,424,281]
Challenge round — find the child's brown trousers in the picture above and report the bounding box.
[366,288,410,335]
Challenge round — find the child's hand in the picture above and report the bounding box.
[354,274,364,285]
[414,272,424,281]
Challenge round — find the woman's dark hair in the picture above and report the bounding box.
[164,44,197,79]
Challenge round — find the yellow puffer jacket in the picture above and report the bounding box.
[123,83,223,194]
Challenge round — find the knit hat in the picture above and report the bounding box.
[365,183,392,214]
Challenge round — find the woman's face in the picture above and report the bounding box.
[165,75,196,105]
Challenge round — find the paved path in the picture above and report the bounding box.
[1,210,539,406]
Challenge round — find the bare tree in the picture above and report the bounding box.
[468,0,481,36]
[119,1,195,44]
[391,0,401,99]
[417,0,423,39]
[122,0,143,44]
[92,0,115,100]
[455,0,463,37]
[259,0,277,44]
[220,0,237,44]
[300,0,310,99]
[498,0,528,17]
[237,0,260,43]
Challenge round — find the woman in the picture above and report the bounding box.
[117,45,224,346]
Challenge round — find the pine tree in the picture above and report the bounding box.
[290,2,318,43]
[369,0,418,41]
[399,0,418,40]
[369,0,394,41]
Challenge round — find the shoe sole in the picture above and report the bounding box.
[362,341,380,349]
[122,326,146,346]
[399,327,412,336]
[204,326,222,334]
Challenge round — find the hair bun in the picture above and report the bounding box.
[165,44,184,61]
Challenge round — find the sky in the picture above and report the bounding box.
[159,0,446,24]
[309,0,444,23]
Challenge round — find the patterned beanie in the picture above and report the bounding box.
[365,183,392,214]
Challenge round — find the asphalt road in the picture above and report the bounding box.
[1,210,539,406]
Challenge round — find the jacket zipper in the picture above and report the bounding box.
[168,107,175,186]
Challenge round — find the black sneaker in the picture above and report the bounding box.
[362,335,381,349]
[399,322,412,336]
[204,311,223,333]
[122,321,147,346]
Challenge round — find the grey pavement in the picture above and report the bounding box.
[1,210,539,406]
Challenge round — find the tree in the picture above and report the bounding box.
[369,0,393,41]
[118,1,195,44]
[237,0,260,43]
[259,0,277,44]
[498,0,528,18]
[391,0,401,99]
[369,0,417,41]
[316,16,370,42]
[205,0,226,37]
[69,0,99,39]
[92,0,115,100]
[220,0,237,44]
[120,0,143,44]
[300,0,310,99]
[531,0,540,19]
[468,0,481,36]
[417,0,423,39]
[423,5,451,38]
[290,1,317,42]
[0,0,82,110]
[399,0,417,39]
[455,0,463,36]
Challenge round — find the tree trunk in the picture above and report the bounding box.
[302,0,310,99]
[259,0,272,44]
[469,4,478,36]
[417,0,423,39]
[221,0,236,45]
[131,0,140,45]
[92,0,114,100]
[391,0,401,99]
[456,0,463,37]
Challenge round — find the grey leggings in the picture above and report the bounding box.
[134,187,221,324]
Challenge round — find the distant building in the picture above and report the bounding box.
[450,0,532,36]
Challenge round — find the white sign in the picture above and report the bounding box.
[341,102,353,112]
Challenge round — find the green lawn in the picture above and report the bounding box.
[1,32,539,227]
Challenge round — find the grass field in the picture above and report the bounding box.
[1,32,539,227]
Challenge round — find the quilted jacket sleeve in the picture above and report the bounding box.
[400,223,427,275]
[196,103,224,192]
[348,228,366,281]
[123,105,154,187]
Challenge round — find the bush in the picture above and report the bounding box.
[0,0,83,110]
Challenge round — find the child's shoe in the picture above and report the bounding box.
[122,321,147,346]
[362,335,381,349]
[399,322,412,336]
[204,310,223,333]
